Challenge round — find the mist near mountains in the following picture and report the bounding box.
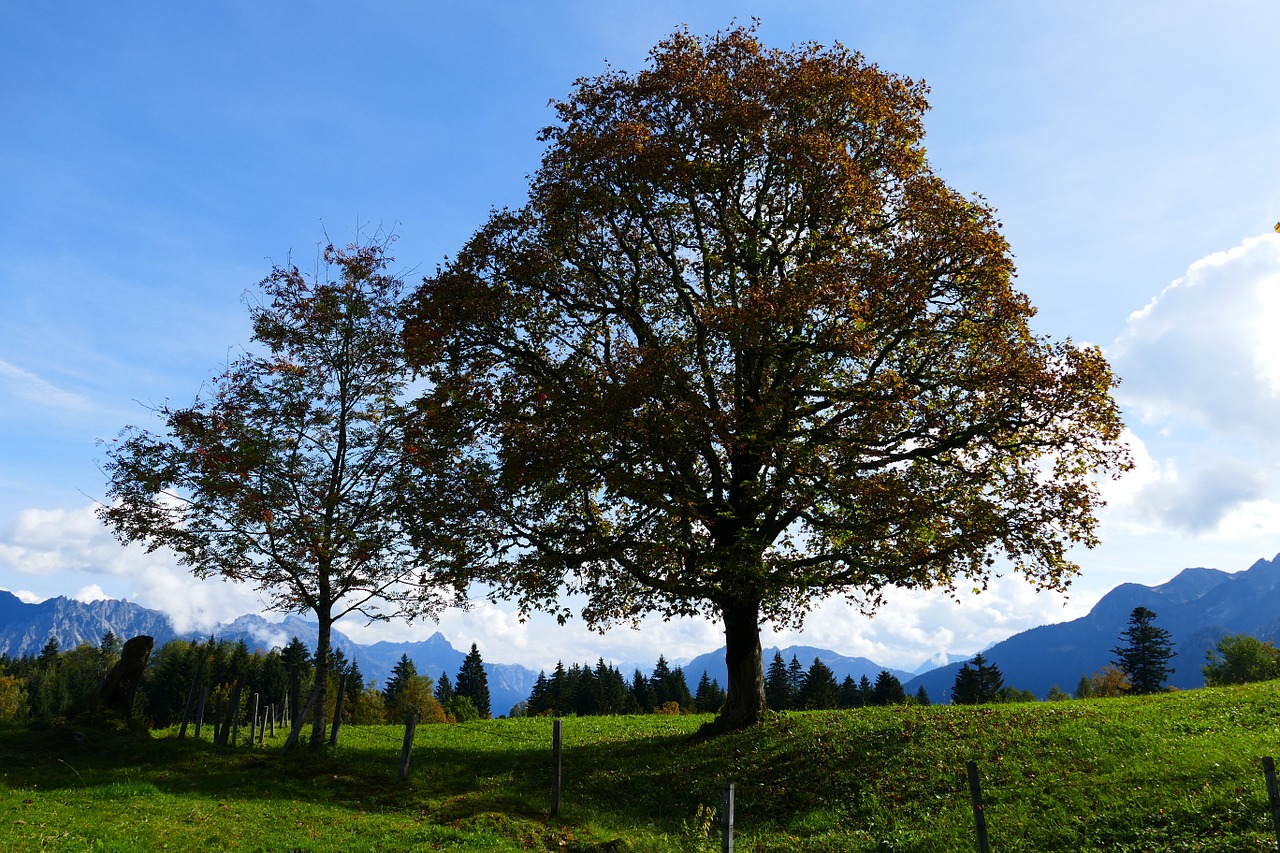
[4,552,1279,713]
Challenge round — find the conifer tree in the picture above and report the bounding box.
[786,655,805,702]
[629,668,651,713]
[872,670,905,706]
[858,675,874,707]
[838,675,861,709]
[455,644,491,718]
[434,672,454,707]
[1111,606,1176,694]
[694,671,726,713]
[951,653,1004,705]
[800,658,839,710]
[383,654,417,717]
[765,652,791,711]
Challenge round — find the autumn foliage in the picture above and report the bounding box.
[403,25,1130,732]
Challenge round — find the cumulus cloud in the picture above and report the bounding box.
[0,503,264,632]
[73,584,109,602]
[1110,232,1280,439]
[1099,234,1280,542]
[762,575,1087,671]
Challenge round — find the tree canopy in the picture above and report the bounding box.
[101,239,463,749]
[1202,633,1280,686]
[403,25,1130,731]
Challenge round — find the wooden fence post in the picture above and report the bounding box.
[552,719,563,818]
[967,759,991,853]
[228,681,244,747]
[249,693,259,746]
[721,782,735,853]
[398,712,418,782]
[1263,756,1280,848]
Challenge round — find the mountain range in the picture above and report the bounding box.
[903,553,1280,701]
[4,551,1279,710]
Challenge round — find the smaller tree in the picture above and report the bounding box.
[1111,606,1176,694]
[434,672,454,707]
[455,644,491,719]
[951,653,1005,705]
[1073,673,1095,699]
[694,671,726,714]
[872,671,905,706]
[1089,665,1131,698]
[1203,634,1280,686]
[838,675,862,709]
[383,654,418,719]
[799,659,839,710]
[765,653,791,711]
[914,686,931,706]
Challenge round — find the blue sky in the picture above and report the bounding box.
[2,2,1279,674]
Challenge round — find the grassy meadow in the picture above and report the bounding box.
[3,682,1280,851]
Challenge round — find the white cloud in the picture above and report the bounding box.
[764,576,1092,670]
[0,503,265,633]
[73,584,109,602]
[0,358,92,411]
[1110,232,1280,440]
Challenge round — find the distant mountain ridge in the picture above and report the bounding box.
[904,553,1280,702]
[5,551,1280,710]
[0,592,536,716]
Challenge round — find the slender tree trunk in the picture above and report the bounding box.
[702,599,767,735]
[309,612,331,750]
[281,683,320,755]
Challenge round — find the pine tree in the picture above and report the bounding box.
[951,653,1004,705]
[765,652,791,710]
[872,670,905,706]
[786,655,805,702]
[915,685,931,706]
[1111,606,1176,694]
[455,644,491,718]
[629,668,651,713]
[527,671,550,715]
[667,666,694,710]
[99,631,123,662]
[694,671,726,713]
[280,637,312,724]
[838,675,861,709]
[434,672,454,707]
[384,654,417,717]
[799,658,839,710]
[858,675,874,706]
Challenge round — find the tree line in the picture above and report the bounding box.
[0,633,492,731]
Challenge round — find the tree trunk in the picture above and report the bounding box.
[309,612,331,750]
[702,599,767,735]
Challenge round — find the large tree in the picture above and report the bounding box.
[404,26,1130,731]
[100,240,463,749]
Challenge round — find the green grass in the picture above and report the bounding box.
[4,683,1280,851]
